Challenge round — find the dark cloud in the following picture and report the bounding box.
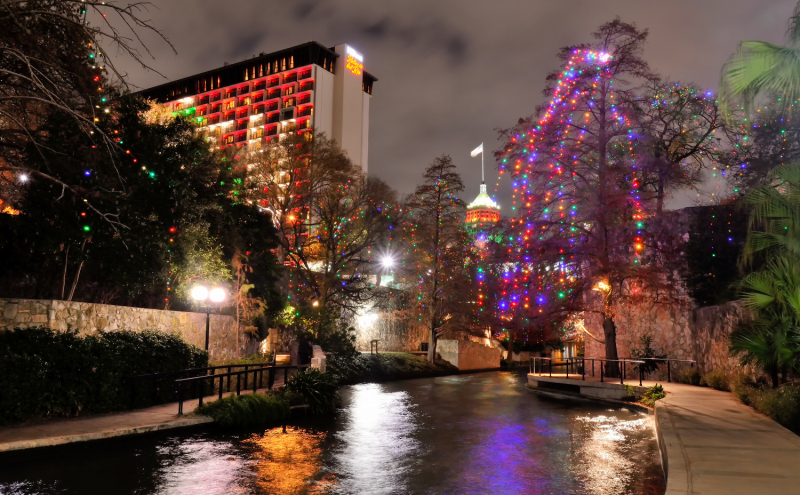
[118,0,798,210]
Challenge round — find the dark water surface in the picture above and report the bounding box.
[0,372,664,495]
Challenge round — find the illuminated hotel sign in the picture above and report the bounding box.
[345,46,364,75]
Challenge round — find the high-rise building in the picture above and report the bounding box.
[466,182,501,228]
[138,42,376,172]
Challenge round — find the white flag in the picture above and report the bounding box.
[470,143,483,157]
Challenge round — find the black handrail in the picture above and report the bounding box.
[174,364,309,415]
[125,362,275,408]
[529,357,647,386]
[584,357,696,383]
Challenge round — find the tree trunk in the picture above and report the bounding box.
[507,339,515,363]
[427,325,437,363]
[656,173,665,215]
[602,316,620,377]
[67,261,84,302]
[770,366,780,388]
[61,245,69,300]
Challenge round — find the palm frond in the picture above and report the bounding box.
[720,41,800,117]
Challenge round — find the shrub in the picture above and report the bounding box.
[197,392,290,428]
[285,368,339,415]
[677,367,702,386]
[0,327,207,425]
[630,335,666,377]
[732,379,800,434]
[641,384,666,407]
[702,369,730,391]
[327,352,459,385]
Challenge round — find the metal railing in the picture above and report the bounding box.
[125,362,274,409]
[174,364,308,414]
[529,356,697,386]
[530,357,647,386]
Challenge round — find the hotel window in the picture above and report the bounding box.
[284,98,295,108]
[289,56,294,69]
[284,86,295,96]
[225,101,235,111]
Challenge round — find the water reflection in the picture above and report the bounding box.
[245,427,332,495]
[325,383,420,494]
[572,414,657,495]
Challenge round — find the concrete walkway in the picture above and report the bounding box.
[656,382,800,495]
[0,376,288,453]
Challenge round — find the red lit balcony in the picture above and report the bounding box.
[236,133,248,143]
[253,80,266,91]
[210,93,221,102]
[198,96,209,105]
[266,113,280,124]
[236,120,248,131]
[267,78,280,88]
[297,106,313,118]
[284,73,297,83]
[252,93,264,103]
[298,70,312,80]
[299,81,314,92]
[297,95,311,105]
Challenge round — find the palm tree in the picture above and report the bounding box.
[730,311,800,388]
[720,2,800,116]
[740,163,800,267]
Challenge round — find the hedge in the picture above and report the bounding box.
[0,327,207,425]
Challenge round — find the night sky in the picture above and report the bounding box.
[117,0,798,210]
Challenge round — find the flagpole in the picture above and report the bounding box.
[481,142,484,183]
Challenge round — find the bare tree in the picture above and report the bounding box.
[245,133,397,311]
[400,155,471,363]
[633,80,723,214]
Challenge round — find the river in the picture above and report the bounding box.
[0,371,665,495]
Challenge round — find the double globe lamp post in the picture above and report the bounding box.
[190,285,227,351]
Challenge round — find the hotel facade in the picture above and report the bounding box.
[138,42,375,172]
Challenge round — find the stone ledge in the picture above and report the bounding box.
[528,374,647,400]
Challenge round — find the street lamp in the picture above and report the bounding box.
[191,285,227,351]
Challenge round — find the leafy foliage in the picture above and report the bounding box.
[285,368,339,415]
[702,369,732,391]
[197,392,290,428]
[640,384,666,407]
[327,352,459,385]
[733,377,800,434]
[0,327,207,425]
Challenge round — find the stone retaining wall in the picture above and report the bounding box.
[437,339,502,370]
[584,299,751,381]
[0,298,250,362]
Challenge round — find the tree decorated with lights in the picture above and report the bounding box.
[633,79,723,213]
[495,19,685,375]
[397,155,478,363]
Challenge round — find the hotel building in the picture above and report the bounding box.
[138,42,376,172]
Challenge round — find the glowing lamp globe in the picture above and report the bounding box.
[191,286,208,302]
[209,288,226,304]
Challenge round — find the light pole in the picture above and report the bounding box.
[191,285,227,351]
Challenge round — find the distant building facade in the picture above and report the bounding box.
[138,42,375,172]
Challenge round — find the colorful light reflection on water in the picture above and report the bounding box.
[0,372,664,495]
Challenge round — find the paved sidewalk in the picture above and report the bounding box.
[0,376,287,453]
[656,382,800,495]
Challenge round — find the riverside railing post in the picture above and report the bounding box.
[668,361,671,383]
[549,359,552,377]
[621,361,625,385]
[198,382,204,408]
[218,375,223,400]
[243,365,249,390]
[640,367,643,387]
[178,385,184,415]
[582,358,585,381]
[592,359,595,377]
[236,373,241,396]
[600,362,604,383]
[227,366,231,392]
[253,370,257,393]
[566,359,569,380]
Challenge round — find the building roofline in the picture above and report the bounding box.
[135,41,339,97]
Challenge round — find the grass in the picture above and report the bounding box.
[197,391,290,428]
[328,352,459,385]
